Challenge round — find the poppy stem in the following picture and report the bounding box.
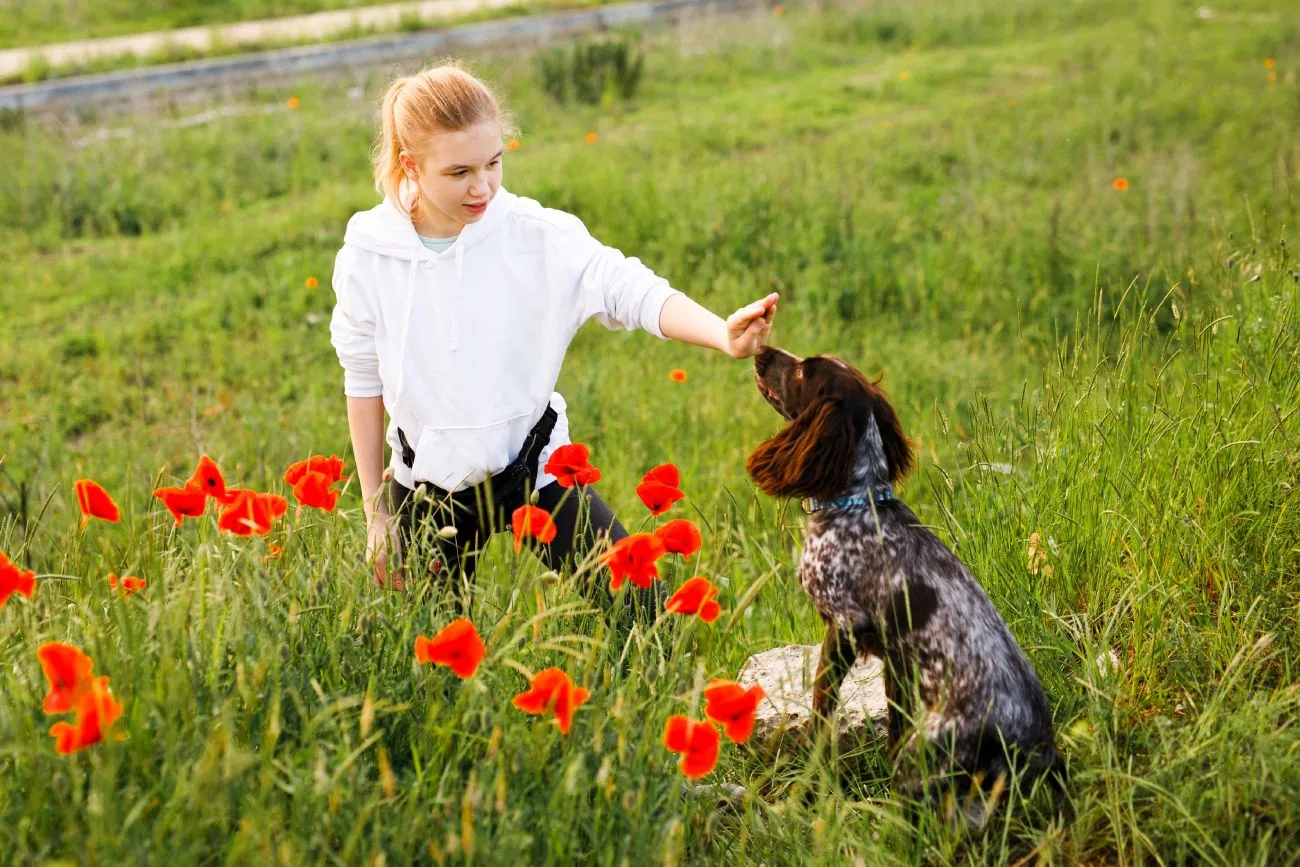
[34,573,82,581]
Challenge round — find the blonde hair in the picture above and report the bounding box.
[372,61,515,214]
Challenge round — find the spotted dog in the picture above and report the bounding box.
[745,346,1068,822]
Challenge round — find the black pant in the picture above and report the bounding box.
[389,477,662,615]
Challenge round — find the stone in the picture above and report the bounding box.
[736,643,889,744]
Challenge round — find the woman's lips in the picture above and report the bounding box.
[465,202,487,214]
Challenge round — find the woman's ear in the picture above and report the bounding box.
[746,397,857,501]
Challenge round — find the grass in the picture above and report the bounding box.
[1,0,1298,862]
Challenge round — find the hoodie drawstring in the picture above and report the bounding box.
[392,260,421,411]
[450,242,464,352]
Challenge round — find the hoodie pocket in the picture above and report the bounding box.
[410,413,533,492]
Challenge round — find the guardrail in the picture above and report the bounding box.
[0,0,760,113]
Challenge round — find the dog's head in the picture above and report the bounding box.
[746,346,913,501]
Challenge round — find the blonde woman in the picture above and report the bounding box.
[330,62,777,605]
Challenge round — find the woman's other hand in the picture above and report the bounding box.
[367,508,405,590]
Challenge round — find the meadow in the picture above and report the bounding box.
[1,0,1298,862]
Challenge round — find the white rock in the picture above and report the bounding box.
[736,644,889,743]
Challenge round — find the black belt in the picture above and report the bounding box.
[396,403,558,512]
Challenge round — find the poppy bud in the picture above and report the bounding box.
[540,570,560,586]
[529,488,540,505]
[437,525,458,540]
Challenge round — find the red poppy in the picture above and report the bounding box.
[654,518,702,559]
[1112,177,1129,191]
[265,544,284,561]
[292,470,339,511]
[108,574,146,597]
[74,479,120,525]
[644,463,679,487]
[217,490,288,536]
[153,486,207,526]
[0,552,36,607]
[511,504,557,552]
[512,667,590,734]
[49,675,123,755]
[415,618,487,679]
[186,455,234,504]
[665,576,722,623]
[37,642,95,715]
[636,464,684,514]
[703,680,766,743]
[663,715,720,779]
[284,454,346,486]
[600,532,668,590]
[542,443,602,487]
[669,369,687,383]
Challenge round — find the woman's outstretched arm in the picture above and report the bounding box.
[658,291,779,358]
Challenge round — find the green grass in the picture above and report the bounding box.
[2,0,1298,862]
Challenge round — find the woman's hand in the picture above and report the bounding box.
[723,292,779,359]
[367,508,405,590]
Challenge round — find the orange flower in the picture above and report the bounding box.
[415,618,487,679]
[186,455,234,504]
[265,544,284,561]
[512,667,590,734]
[74,479,120,525]
[0,551,36,607]
[1268,71,1278,83]
[49,676,123,755]
[108,574,147,597]
[899,70,911,81]
[506,138,521,151]
[543,443,602,487]
[287,96,300,110]
[217,490,288,536]
[284,454,346,486]
[512,504,557,552]
[703,680,766,743]
[153,485,207,526]
[654,518,702,559]
[1264,57,1275,69]
[585,132,598,144]
[636,463,684,515]
[665,576,722,623]
[663,715,720,779]
[600,532,668,590]
[772,4,784,15]
[1112,177,1129,191]
[669,368,687,383]
[305,276,319,288]
[292,470,339,511]
[37,642,95,715]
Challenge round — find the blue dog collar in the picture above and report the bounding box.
[805,484,895,513]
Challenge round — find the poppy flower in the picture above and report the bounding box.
[292,470,339,511]
[506,138,521,151]
[636,463,684,515]
[415,618,487,679]
[49,675,123,755]
[513,667,590,734]
[74,479,120,525]
[108,574,146,597]
[305,276,318,289]
[543,443,602,487]
[669,369,687,383]
[654,518,702,559]
[1264,57,1275,69]
[663,715,720,779]
[287,96,300,110]
[665,576,722,623]
[153,485,207,526]
[186,455,233,504]
[585,132,598,143]
[511,504,557,552]
[37,642,95,715]
[0,552,36,607]
[600,532,668,590]
[217,490,287,536]
[703,680,766,743]
[284,454,346,486]
[265,544,284,561]
[1112,177,1129,191]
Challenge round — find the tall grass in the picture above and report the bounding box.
[1,0,1297,862]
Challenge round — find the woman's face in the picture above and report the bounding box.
[402,119,503,234]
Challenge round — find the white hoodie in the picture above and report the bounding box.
[329,186,681,493]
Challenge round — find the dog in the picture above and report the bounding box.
[745,346,1068,823]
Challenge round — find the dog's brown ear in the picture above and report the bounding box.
[862,379,914,484]
[746,397,857,501]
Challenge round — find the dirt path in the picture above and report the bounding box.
[0,0,521,80]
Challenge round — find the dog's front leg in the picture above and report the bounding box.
[811,624,858,740]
